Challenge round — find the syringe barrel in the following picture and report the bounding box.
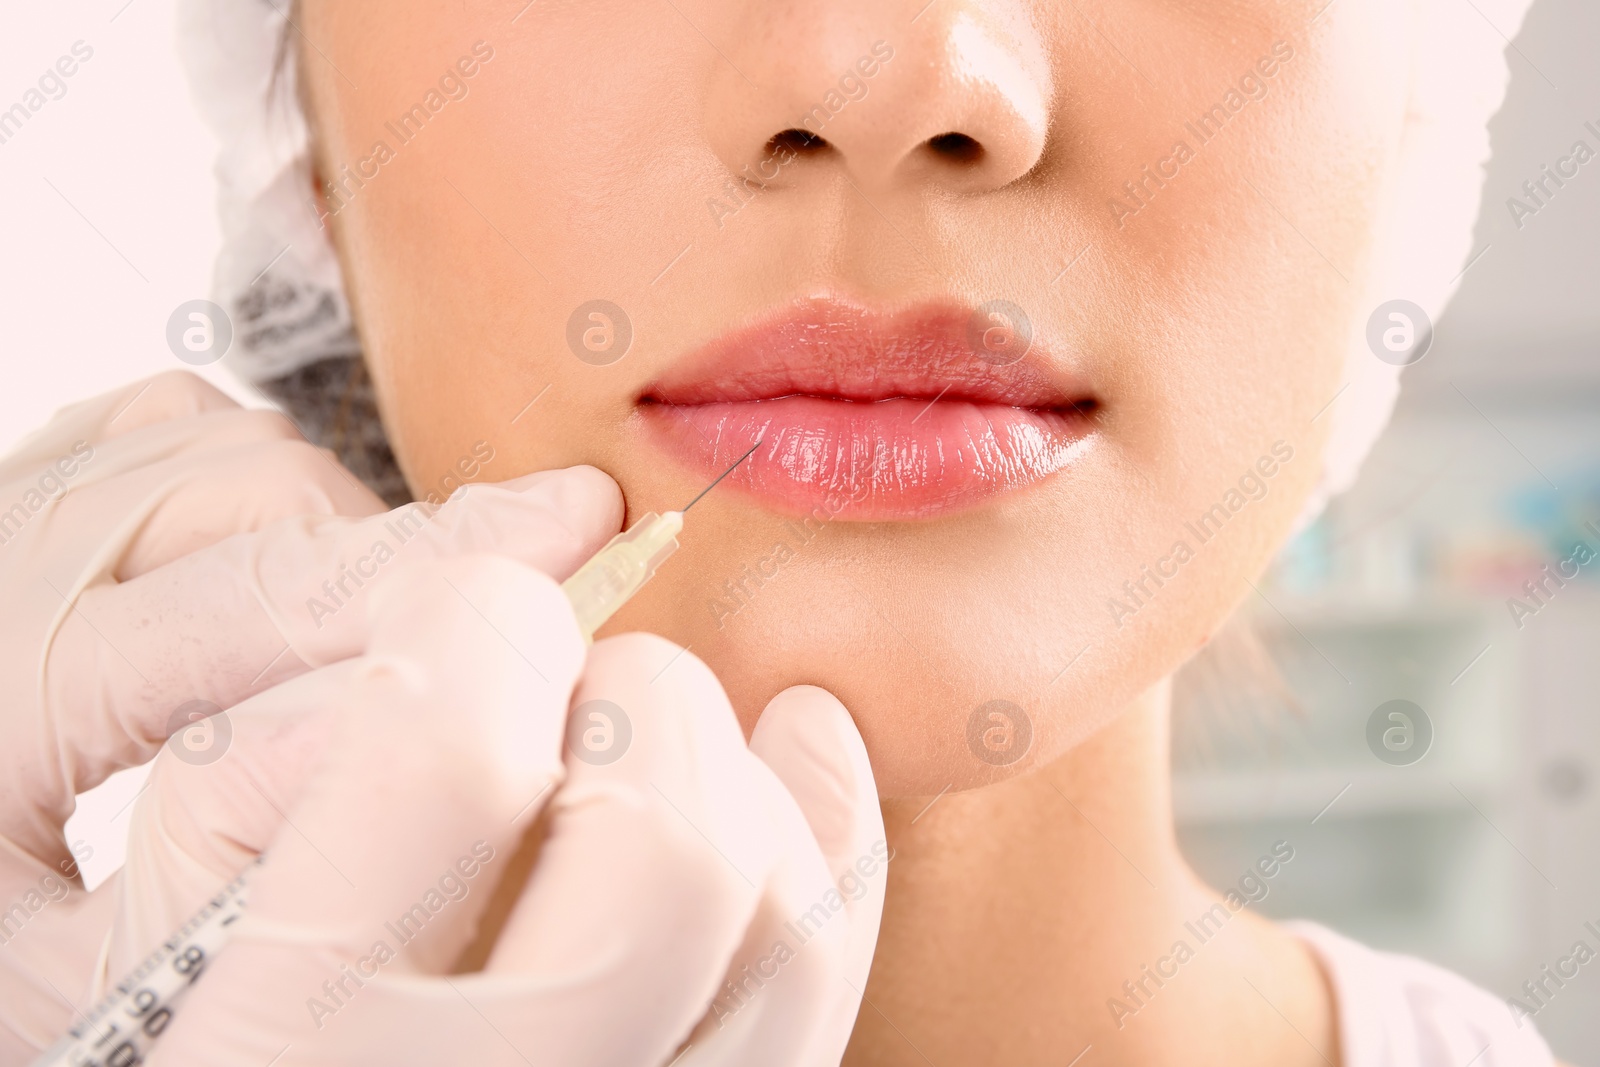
[561,511,683,641]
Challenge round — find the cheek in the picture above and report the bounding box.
[324,11,741,496]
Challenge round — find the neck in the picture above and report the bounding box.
[846,681,1339,1067]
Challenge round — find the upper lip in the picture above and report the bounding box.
[640,297,1093,411]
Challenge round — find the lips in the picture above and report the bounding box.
[639,299,1098,520]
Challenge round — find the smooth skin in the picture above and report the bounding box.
[291,0,1412,1062]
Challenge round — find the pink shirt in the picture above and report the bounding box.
[1289,922,1556,1067]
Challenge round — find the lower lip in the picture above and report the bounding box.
[642,397,1094,519]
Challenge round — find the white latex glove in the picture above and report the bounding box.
[116,555,886,1066]
[0,371,622,1060]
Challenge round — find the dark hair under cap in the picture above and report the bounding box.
[260,355,410,508]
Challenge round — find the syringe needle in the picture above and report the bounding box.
[680,439,762,513]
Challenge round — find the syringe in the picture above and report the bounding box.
[31,443,760,1067]
[29,860,258,1067]
[562,510,684,641]
[563,437,759,641]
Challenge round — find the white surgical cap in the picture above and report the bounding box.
[177,0,1539,519]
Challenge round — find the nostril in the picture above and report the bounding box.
[926,132,984,164]
[767,128,831,156]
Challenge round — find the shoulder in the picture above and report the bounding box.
[1284,921,1556,1067]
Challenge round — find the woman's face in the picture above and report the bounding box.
[300,0,1405,795]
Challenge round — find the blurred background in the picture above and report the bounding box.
[2,0,1596,1060]
[1172,0,1600,1057]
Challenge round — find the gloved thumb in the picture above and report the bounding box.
[743,685,887,1067]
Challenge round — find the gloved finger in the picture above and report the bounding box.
[19,377,384,585]
[744,685,888,1066]
[41,465,622,800]
[0,374,391,868]
[89,371,244,442]
[75,402,312,477]
[0,849,119,1058]
[0,371,239,471]
[107,423,386,578]
[145,554,586,1063]
[462,633,787,1067]
[130,635,829,1067]
[671,687,879,1066]
[676,762,848,1067]
[0,665,344,1053]
[22,392,353,548]
[107,663,348,983]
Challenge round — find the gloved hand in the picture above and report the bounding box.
[116,555,886,1066]
[0,371,623,1060]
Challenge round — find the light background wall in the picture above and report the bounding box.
[0,0,258,438]
[1168,0,1600,1055]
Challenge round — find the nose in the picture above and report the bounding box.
[704,3,1053,197]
